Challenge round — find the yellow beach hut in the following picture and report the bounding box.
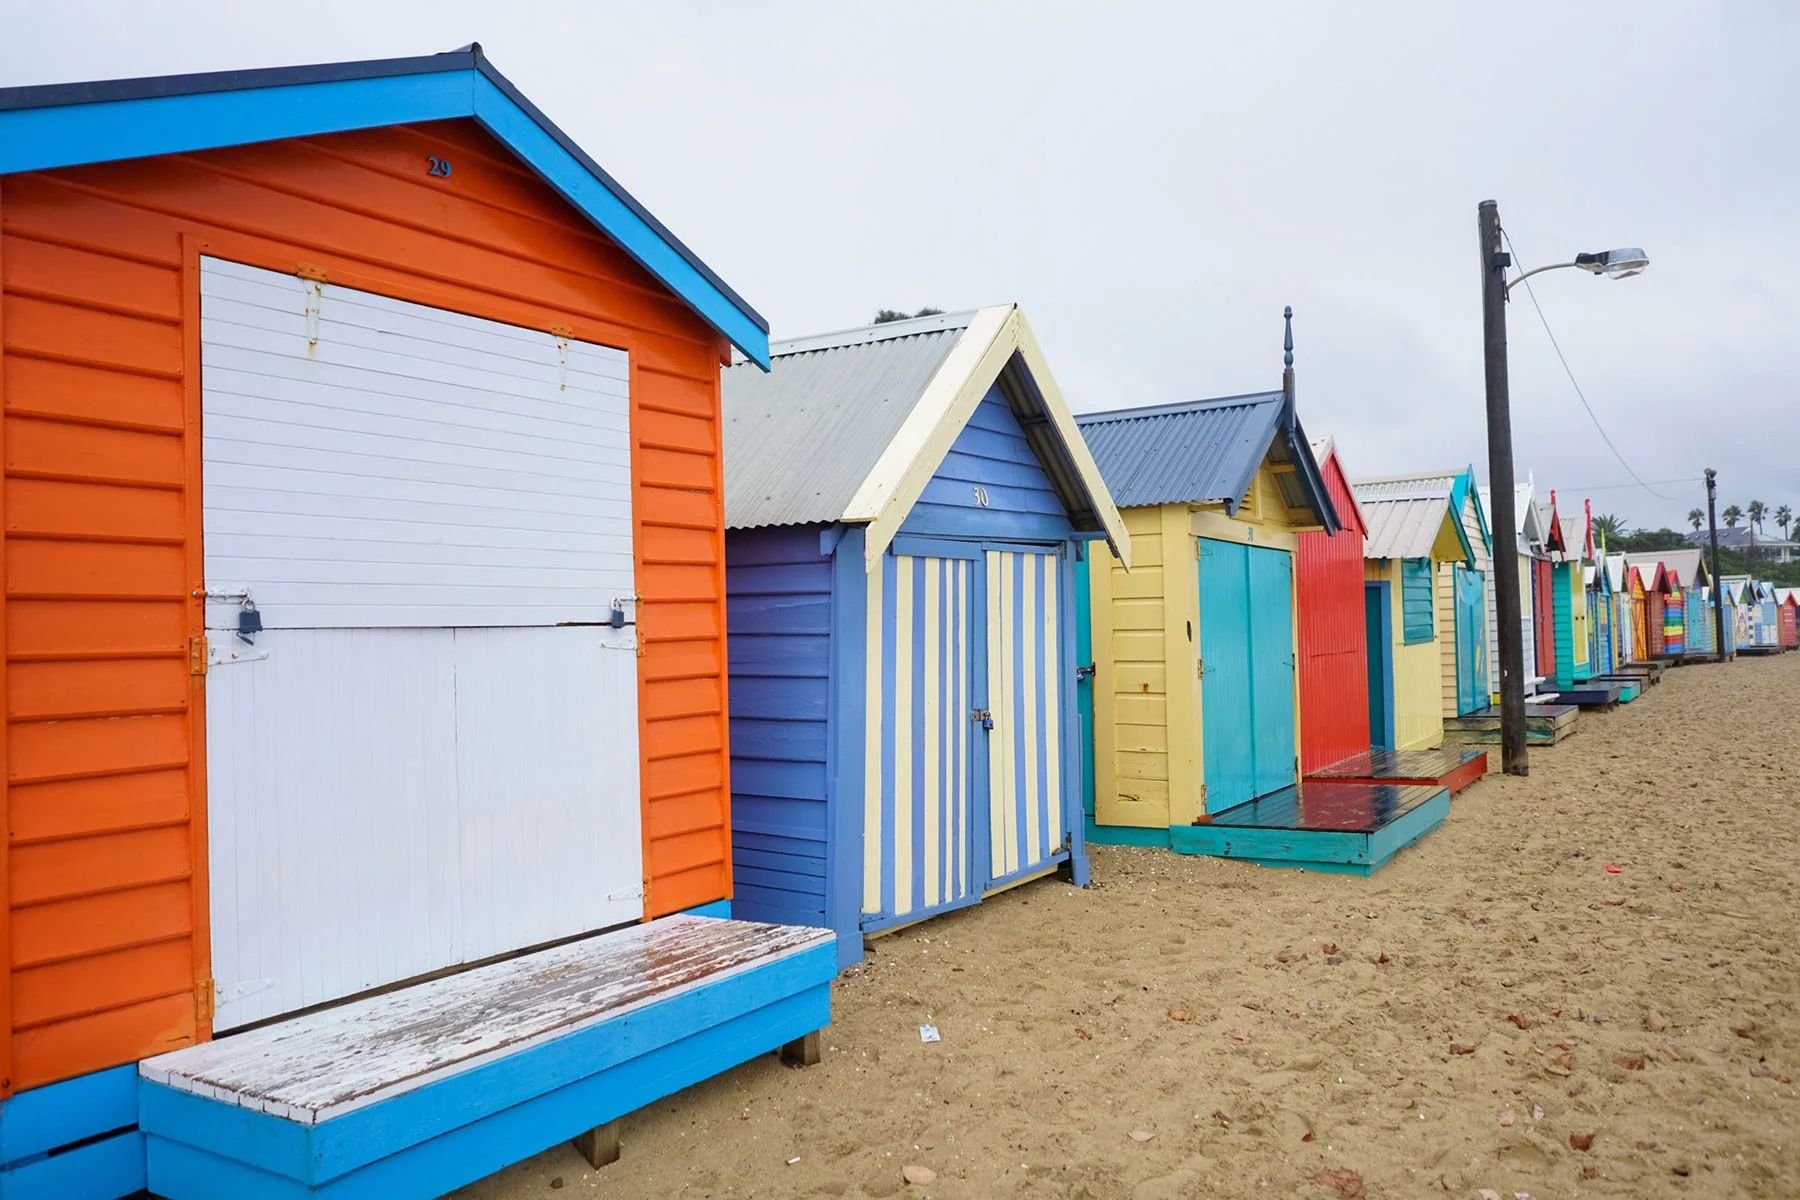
[1352,471,1478,751]
[1075,378,1340,840]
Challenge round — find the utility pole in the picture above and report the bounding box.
[1706,468,1726,662]
[1479,200,1528,776]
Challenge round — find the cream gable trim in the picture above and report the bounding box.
[1011,314,1133,570]
[848,306,1134,571]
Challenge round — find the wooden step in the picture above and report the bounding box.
[1306,747,1487,794]
[1167,782,1450,876]
[1443,702,1579,735]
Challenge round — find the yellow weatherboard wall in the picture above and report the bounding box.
[1090,464,1309,830]
[1370,556,1447,750]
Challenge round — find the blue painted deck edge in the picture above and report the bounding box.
[142,941,834,1198]
[1152,790,1450,875]
[1084,817,1174,849]
[0,1063,140,1164]
[0,1129,146,1200]
[681,899,732,919]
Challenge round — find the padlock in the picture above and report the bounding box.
[237,600,263,644]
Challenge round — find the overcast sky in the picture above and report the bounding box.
[6,2,1794,533]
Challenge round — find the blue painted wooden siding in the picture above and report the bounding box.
[1401,558,1435,643]
[725,525,834,927]
[900,383,1077,542]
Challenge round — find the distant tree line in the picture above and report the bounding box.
[873,307,945,324]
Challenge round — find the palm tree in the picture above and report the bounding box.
[1778,504,1793,541]
[1723,504,1743,528]
[1748,500,1767,533]
[1593,512,1627,541]
[1688,508,1704,532]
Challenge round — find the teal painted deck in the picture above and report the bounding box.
[1093,782,1449,875]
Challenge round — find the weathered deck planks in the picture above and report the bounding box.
[141,916,831,1124]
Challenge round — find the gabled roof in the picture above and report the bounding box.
[1604,552,1630,593]
[1657,548,1710,590]
[1779,588,1799,606]
[1350,470,1475,564]
[1720,575,1753,604]
[0,45,770,366]
[1479,478,1543,553]
[722,306,1130,568]
[1621,554,1669,592]
[1310,437,1367,536]
[1075,392,1339,532]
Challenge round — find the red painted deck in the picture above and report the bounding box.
[1306,747,1489,794]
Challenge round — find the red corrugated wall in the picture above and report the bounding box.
[1295,447,1369,771]
[0,119,736,1093]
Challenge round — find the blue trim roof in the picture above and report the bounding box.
[1074,391,1340,532]
[0,45,771,366]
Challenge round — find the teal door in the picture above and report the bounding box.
[1198,539,1296,813]
[1454,565,1488,715]
[1365,582,1394,749]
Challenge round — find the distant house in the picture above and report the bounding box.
[1687,526,1797,563]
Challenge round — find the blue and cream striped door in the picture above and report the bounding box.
[868,555,975,928]
[984,549,1065,885]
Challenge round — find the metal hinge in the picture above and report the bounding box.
[195,977,215,1026]
[189,635,208,677]
[1200,784,1208,805]
[1196,658,1205,678]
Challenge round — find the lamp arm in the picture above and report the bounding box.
[1504,260,1578,294]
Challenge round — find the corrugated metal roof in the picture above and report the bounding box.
[1077,392,1281,509]
[1350,470,1469,561]
[1620,550,1709,590]
[721,313,971,529]
[1075,392,1338,530]
[1658,548,1708,587]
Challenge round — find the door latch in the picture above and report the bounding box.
[972,708,994,731]
[1075,663,1096,681]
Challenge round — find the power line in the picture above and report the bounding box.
[1559,477,1699,495]
[1501,229,1691,503]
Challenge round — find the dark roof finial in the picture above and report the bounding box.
[1282,305,1294,369]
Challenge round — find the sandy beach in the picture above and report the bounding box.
[463,651,1800,1199]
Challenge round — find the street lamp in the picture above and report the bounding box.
[1477,202,1647,777]
[1506,247,1651,293]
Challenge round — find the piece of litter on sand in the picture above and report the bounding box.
[787,1156,802,1166]
[1129,1129,1154,1143]
[902,1164,937,1186]
[919,1025,941,1044]
[1604,864,1622,874]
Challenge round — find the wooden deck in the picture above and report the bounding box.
[1168,782,1450,875]
[1443,701,1579,746]
[1539,680,1624,710]
[1306,747,1488,794]
[139,915,834,1197]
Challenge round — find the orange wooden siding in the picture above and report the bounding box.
[0,119,735,1093]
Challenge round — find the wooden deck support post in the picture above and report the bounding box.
[780,1030,822,1068]
[573,1121,622,1169]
